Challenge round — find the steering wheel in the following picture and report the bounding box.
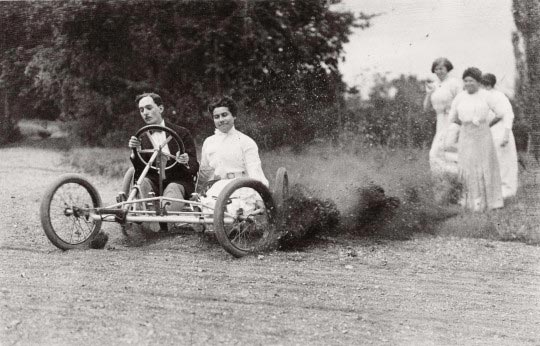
[134,125,185,171]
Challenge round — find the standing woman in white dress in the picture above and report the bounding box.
[423,57,462,176]
[481,73,518,199]
[198,96,268,213]
[449,67,510,211]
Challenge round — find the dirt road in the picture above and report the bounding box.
[1,147,539,345]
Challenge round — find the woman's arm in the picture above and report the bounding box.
[243,137,269,187]
[495,93,514,146]
[423,81,435,111]
[423,93,433,111]
[486,91,509,128]
[448,94,461,125]
[197,140,214,183]
[489,117,502,127]
[501,93,515,130]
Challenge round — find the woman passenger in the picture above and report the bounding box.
[198,96,268,213]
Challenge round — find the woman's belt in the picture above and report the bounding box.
[215,171,247,180]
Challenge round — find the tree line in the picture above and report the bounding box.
[2,1,537,152]
[512,0,540,155]
[0,0,371,148]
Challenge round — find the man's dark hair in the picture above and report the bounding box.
[207,96,237,116]
[481,73,497,87]
[135,92,163,107]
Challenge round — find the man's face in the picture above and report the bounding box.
[138,96,164,125]
[213,106,235,133]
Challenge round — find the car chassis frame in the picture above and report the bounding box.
[40,125,289,257]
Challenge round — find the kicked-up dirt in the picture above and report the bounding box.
[1,147,539,345]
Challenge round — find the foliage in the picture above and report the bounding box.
[62,147,131,178]
[0,0,365,148]
[344,74,435,148]
[512,0,540,154]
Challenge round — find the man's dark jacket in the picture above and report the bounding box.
[130,122,199,197]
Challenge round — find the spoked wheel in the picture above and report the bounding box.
[273,167,289,212]
[40,174,102,250]
[214,178,277,258]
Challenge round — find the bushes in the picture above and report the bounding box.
[0,122,22,145]
[1,1,360,150]
[344,74,435,148]
[62,147,130,178]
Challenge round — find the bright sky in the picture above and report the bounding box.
[333,0,516,96]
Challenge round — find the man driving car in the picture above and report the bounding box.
[128,92,199,231]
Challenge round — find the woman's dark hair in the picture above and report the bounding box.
[480,73,497,87]
[431,57,453,73]
[208,96,237,116]
[135,92,163,107]
[462,67,483,82]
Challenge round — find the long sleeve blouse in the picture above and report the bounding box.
[199,126,268,187]
[430,76,462,116]
[449,89,511,126]
[488,89,514,129]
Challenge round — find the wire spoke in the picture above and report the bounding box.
[49,182,97,245]
[164,153,176,160]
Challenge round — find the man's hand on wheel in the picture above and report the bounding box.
[128,136,141,150]
[176,152,190,167]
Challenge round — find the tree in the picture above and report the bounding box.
[2,0,365,147]
[0,2,34,144]
[345,74,433,148]
[512,0,540,155]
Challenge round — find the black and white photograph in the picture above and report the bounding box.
[1,0,539,344]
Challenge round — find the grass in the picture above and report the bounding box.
[59,140,540,245]
[62,147,131,178]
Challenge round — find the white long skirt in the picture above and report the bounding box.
[490,122,518,198]
[430,120,459,176]
[200,179,261,216]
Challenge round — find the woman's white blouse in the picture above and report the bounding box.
[199,127,269,186]
[430,77,462,116]
[449,89,510,125]
[487,89,514,129]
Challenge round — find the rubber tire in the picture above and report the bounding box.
[273,167,289,212]
[121,167,135,196]
[40,173,102,250]
[213,178,276,258]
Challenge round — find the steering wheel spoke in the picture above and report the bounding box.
[163,152,177,161]
[134,125,185,171]
[143,131,159,148]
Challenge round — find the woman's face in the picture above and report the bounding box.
[463,76,480,94]
[213,106,236,133]
[434,63,448,80]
